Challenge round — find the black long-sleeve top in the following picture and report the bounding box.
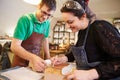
[66,20,120,80]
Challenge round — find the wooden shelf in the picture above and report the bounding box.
[52,21,75,44]
[50,48,67,57]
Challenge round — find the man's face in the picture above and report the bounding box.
[37,4,55,22]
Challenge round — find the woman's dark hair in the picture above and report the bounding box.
[61,0,97,21]
[61,0,85,18]
[74,0,86,10]
[39,0,56,11]
[74,0,97,21]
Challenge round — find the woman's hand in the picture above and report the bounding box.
[51,54,68,66]
[66,69,99,80]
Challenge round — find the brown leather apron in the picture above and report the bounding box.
[12,32,44,67]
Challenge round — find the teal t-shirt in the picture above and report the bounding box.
[13,13,50,40]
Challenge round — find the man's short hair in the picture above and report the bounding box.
[39,0,56,11]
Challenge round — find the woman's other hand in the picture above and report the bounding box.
[66,69,99,80]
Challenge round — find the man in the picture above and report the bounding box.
[11,0,56,72]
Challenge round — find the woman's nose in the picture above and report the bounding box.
[66,23,71,28]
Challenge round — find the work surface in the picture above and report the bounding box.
[0,63,76,80]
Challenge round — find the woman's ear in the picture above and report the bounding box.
[80,13,87,20]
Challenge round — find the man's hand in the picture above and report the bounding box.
[29,55,46,72]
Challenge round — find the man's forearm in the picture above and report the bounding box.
[43,38,50,59]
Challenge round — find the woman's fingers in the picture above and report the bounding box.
[51,55,58,66]
[67,74,74,80]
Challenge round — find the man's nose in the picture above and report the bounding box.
[43,15,49,20]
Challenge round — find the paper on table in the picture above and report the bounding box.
[62,63,76,75]
[1,67,44,80]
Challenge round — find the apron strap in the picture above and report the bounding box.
[83,21,91,47]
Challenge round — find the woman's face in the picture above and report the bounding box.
[62,12,86,32]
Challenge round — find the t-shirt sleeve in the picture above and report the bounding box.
[13,15,30,40]
[93,20,120,57]
[92,20,120,79]
[66,51,75,62]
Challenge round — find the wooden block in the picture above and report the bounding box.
[44,63,68,80]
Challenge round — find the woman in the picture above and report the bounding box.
[51,0,120,80]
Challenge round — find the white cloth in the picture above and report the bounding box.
[1,67,44,80]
